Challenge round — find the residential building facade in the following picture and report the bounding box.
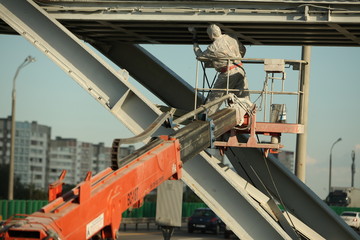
[0,116,135,191]
[48,138,116,186]
[0,117,51,189]
[48,137,78,186]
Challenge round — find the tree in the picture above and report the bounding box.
[0,164,47,200]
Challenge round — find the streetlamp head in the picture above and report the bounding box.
[26,56,36,63]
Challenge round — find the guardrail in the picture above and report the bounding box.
[0,200,207,220]
[120,217,188,231]
[2,200,357,223]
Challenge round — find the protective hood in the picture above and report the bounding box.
[207,24,222,40]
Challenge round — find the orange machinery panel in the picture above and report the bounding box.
[1,136,181,240]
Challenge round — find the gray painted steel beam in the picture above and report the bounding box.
[2,0,360,46]
[94,42,200,111]
[227,140,360,240]
[328,23,360,45]
[44,1,360,24]
[183,152,291,240]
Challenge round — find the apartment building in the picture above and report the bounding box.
[92,142,112,174]
[48,137,78,186]
[0,117,51,189]
[49,138,118,186]
[0,116,135,190]
[48,139,135,186]
[0,117,11,166]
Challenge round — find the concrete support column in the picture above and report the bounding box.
[295,46,311,182]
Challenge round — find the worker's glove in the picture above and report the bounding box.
[193,43,200,53]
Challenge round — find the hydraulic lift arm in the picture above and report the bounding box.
[0,103,244,240]
[1,136,182,240]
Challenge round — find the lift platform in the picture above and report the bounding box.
[214,108,304,156]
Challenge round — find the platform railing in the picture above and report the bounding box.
[194,57,308,124]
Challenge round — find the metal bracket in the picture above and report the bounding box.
[48,170,67,202]
[214,108,303,157]
[111,111,174,169]
[116,111,172,145]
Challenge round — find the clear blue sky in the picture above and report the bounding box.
[1,34,359,199]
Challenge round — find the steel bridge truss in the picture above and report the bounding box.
[0,0,359,239]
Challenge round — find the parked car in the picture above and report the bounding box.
[188,208,224,234]
[340,211,360,230]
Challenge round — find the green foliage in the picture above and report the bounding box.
[0,164,47,200]
[0,164,9,199]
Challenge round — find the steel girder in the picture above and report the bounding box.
[93,42,200,111]
[34,0,360,46]
[41,0,360,24]
[1,1,360,46]
[227,143,360,240]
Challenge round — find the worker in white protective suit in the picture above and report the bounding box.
[193,24,250,115]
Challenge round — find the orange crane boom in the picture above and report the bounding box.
[1,136,181,240]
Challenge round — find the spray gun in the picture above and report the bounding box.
[188,26,197,43]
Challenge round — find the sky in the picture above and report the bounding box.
[1,34,359,200]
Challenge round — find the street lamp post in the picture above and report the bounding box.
[8,56,36,200]
[351,150,355,187]
[328,137,342,194]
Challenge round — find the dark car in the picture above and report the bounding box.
[188,208,224,234]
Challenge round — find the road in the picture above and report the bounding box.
[117,223,237,240]
[117,223,360,240]
[118,230,230,240]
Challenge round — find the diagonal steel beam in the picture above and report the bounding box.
[227,139,359,240]
[183,152,292,239]
[328,23,360,45]
[93,42,200,111]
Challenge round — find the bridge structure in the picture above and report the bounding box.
[0,0,360,239]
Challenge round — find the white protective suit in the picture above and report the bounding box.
[193,24,250,115]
